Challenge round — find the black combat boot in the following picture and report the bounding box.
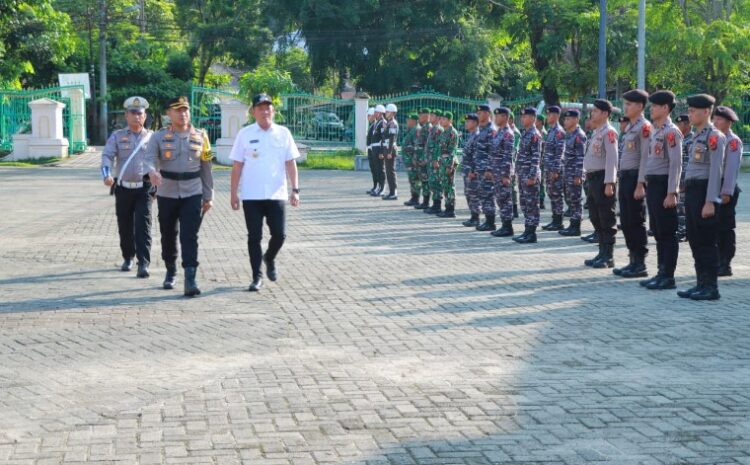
[717,259,733,277]
[558,219,581,236]
[437,202,456,218]
[476,214,496,231]
[415,194,430,210]
[462,212,480,227]
[690,273,720,301]
[184,266,201,297]
[584,243,603,267]
[542,214,563,231]
[404,192,419,206]
[621,253,648,278]
[641,266,664,288]
[581,231,599,243]
[491,220,514,237]
[677,272,703,298]
[513,226,537,244]
[592,243,614,269]
[613,253,634,276]
[163,264,177,290]
[425,199,442,215]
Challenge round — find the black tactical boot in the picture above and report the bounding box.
[462,212,480,227]
[585,243,603,267]
[184,266,201,297]
[592,243,615,269]
[437,202,456,218]
[558,219,581,236]
[613,253,634,276]
[476,214,496,232]
[513,226,537,244]
[542,214,563,231]
[163,265,177,290]
[415,194,430,210]
[621,253,648,278]
[492,220,514,237]
[404,192,419,206]
[425,199,442,215]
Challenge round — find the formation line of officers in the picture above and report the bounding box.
[365,91,743,301]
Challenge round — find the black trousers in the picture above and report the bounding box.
[157,194,202,269]
[372,147,385,188]
[367,149,378,188]
[586,171,617,245]
[718,185,740,264]
[115,183,152,264]
[384,153,397,194]
[646,175,678,277]
[618,170,648,256]
[243,200,286,280]
[685,180,720,286]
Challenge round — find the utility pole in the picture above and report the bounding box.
[598,0,607,98]
[98,0,108,144]
[637,0,646,89]
[139,0,146,36]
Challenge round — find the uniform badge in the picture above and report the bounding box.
[164,151,172,159]
[556,131,563,140]
[575,136,580,144]
[608,130,617,144]
[120,136,129,142]
[532,135,539,143]
[667,132,676,147]
[164,132,174,140]
[708,134,718,150]
[627,142,634,150]
[694,145,704,160]
[730,139,739,151]
[252,150,259,158]
[654,143,663,156]
[642,123,651,138]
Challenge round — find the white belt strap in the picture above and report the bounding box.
[117,133,151,186]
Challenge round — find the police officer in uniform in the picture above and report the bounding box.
[541,105,566,231]
[559,109,587,236]
[365,107,378,195]
[512,108,543,244]
[145,96,214,297]
[101,96,154,277]
[583,99,619,268]
[639,91,683,290]
[712,106,743,277]
[381,103,399,200]
[677,94,725,301]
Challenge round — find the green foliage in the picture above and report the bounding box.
[238,68,297,107]
[298,149,356,170]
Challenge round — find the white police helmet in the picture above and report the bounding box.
[385,103,398,113]
[374,104,386,113]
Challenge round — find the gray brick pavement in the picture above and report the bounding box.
[0,166,748,464]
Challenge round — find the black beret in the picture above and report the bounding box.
[593,99,613,113]
[713,105,739,122]
[648,90,676,108]
[563,109,580,118]
[465,113,479,122]
[476,104,491,112]
[675,114,689,123]
[494,106,510,115]
[686,94,716,109]
[622,89,649,104]
[546,105,561,114]
[522,107,537,116]
[618,116,630,123]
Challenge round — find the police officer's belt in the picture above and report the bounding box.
[684,178,708,187]
[160,170,200,180]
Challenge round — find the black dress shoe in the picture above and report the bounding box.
[646,276,676,290]
[640,275,661,287]
[717,265,733,277]
[690,286,720,301]
[382,193,398,200]
[136,263,150,278]
[248,278,263,292]
[264,254,277,282]
[121,259,133,271]
[677,285,701,298]
[163,268,177,289]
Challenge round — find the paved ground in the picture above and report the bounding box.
[1,164,749,465]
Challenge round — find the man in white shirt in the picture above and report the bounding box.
[229,93,301,292]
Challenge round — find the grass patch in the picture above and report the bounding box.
[298,148,357,170]
[0,156,60,167]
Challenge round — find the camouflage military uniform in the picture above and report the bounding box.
[461,126,480,215]
[402,123,421,200]
[491,126,516,222]
[543,122,566,216]
[415,122,432,200]
[474,123,496,218]
[427,124,444,202]
[516,127,543,228]
[563,126,586,221]
[437,124,459,205]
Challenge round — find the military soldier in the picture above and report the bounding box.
[365,107,378,195]
[677,94,725,301]
[509,114,522,218]
[712,106,743,277]
[639,91,683,290]
[559,109,586,236]
[145,96,214,297]
[536,114,548,210]
[402,113,421,206]
[675,114,694,241]
[370,104,387,196]
[381,103,399,200]
[101,96,154,277]
[471,105,496,230]
[583,99,619,268]
[436,111,459,218]
[489,107,516,237]
[425,109,445,214]
[613,89,651,279]
[460,113,480,225]
[541,106,566,231]
[511,108,543,243]
[414,108,433,209]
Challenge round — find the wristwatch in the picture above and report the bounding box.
[292,188,300,194]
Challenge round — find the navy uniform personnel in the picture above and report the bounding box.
[615,89,652,279]
[489,107,516,237]
[677,94,726,301]
[712,106,743,277]
[675,114,694,240]
[583,99,619,268]
[509,114,522,218]
[381,103,399,200]
[471,105,497,231]
[101,96,154,277]
[639,91,683,289]
[512,107,543,244]
[365,107,379,195]
[559,109,587,236]
[145,96,214,297]
[541,105,566,230]
[414,108,433,209]
[536,114,548,210]
[460,113,481,226]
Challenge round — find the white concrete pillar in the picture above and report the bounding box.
[488,94,502,112]
[67,88,86,152]
[215,99,249,166]
[26,98,69,159]
[354,93,370,154]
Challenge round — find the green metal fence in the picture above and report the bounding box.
[0,85,87,153]
[190,86,240,144]
[280,93,355,147]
